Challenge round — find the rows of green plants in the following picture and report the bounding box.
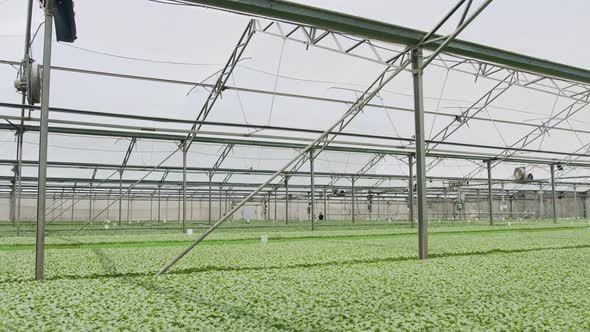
[0,245,588,330]
[0,219,586,247]
[1,218,585,238]
[0,227,588,283]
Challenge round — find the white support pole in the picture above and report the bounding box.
[487,160,493,225]
[551,164,557,223]
[310,150,315,231]
[182,141,187,233]
[412,47,428,260]
[35,1,54,280]
[351,178,356,223]
[408,154,414,227]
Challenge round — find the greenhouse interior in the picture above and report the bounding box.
[0,0,589,330]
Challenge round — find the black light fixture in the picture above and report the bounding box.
[557,162,563,171]
[54,0,77,43]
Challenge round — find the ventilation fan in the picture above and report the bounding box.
[513,167,533,181]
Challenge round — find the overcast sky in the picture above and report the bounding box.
[0,0,589,189]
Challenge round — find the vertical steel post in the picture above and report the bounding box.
[551,164,557,223]
[208,172,212,225]
[106,191,110,220]
[127,193,131,221]
[486,160,493,225]
[323,188,327,221]
[573,184,577,219]
[157,185,161,221]
[408,154,414,227]
[190,194,194,222]
[89,183,93,221]
[285,177,289,224]
[351,178,356,223]
[224,191,228,216]
[412,47,428,260]
[71,184,75,222]
[310,150,315,231]
[14,0,34,237]
[35,2,54,280]
[118,171,122,225]
[508,192,513,219]
[182,141,187,233]
[218,185,222,219]
[131,195,135,221]
[538,184,543,219]
[476,189,480,220]
[149,193,153,221]
[177,190,181,223]
[10,174,16,227]
[274,187,277,221]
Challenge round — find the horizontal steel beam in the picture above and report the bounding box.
[188,0,590,84]
[1,123,590,167]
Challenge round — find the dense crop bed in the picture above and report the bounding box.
[0,224,589,330]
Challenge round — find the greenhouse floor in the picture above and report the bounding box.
[0,220,589,330]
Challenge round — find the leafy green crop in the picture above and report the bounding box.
[0,226,588,330]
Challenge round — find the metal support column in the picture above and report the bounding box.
[412,47,428,260]
[551,164,557,223]
[208,172,212,225]
[573,184,577,219]
[408,154,414,227]
[310,150,315,231]
[351,177,356,223]
[476,189,480,219]
[182,141,187,233]
[323,188,327,221]
[35,2,54,280]
[118,171,122,225]
[157,185,161,221]
[89,184,93,221]
[127,193,131,221]
[285,177,289,224]
[274,187,277,221]
[486,160,493,225]
[106,191,110,220]
[218,185,222,219]
[71,184,76,222]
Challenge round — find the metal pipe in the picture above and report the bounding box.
[285,177,289,224]
[408,154,414,227]
[310,150,315,231]
[323,188,327,222]
[551,164,557,223]
[89,183,93,220]
[412,48,428,260]
[35,3,54,281]
[71,185,75,222]
[573,184,577,218]
[218,185,222,219]
[190,194,193,221]
[118,171,122,225]
[486,160,494,225]
[351,177,356,223]
[157,185,161,221]
[15,0,34,237]
[182,141,187,233]
[106,191,110,220]
[421,0,494,69]
[208,172,212,225]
